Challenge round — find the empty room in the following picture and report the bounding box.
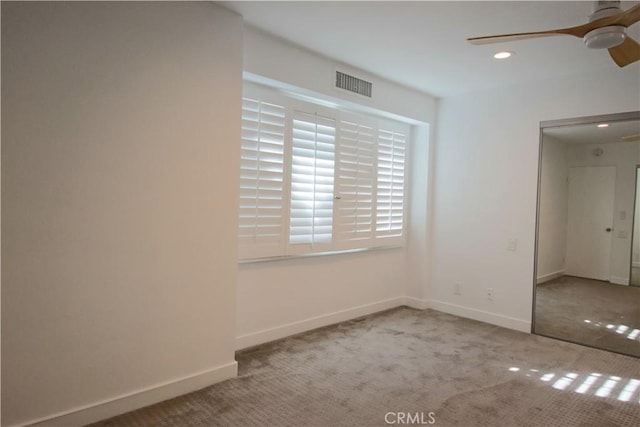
[2,1,639,426]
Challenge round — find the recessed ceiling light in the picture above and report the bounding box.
[493,51,513,59]
[597,123,610,128]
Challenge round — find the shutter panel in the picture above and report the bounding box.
[289,112,336,253]
[335,119,375,248]
[238,97,286,259]
[376,127,406,240]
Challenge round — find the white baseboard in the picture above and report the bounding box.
[536,270,564,284]
[24,362,238,427]
[236,296,406,350]
[403,296,430,310]
[610,276,630,286]
[430,299,531,333]
[237,295,532,351]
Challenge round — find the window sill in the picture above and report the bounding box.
[237,245,404,264]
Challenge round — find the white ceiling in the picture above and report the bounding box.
[221,0,640,98]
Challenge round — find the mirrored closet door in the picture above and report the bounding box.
[533,111,640,357]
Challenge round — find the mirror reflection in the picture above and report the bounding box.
[631,166,640,287]
[534,112,640,358]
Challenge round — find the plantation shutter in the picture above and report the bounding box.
[335,119,376,249]
[238,97,286,259]
[288,112,336,253]
[376,126,407,241]
[237,82,411,261]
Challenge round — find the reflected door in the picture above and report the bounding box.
[565,166,616,281]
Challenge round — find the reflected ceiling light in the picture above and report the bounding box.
[597,123,610,128]
[493,51,513,59]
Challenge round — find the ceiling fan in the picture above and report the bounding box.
[468,1,640,67]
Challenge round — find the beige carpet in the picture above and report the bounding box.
[535,276,640,357]
[92,307,640,427]
[631,267,640,287]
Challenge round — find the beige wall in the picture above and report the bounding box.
[1,2,242,425]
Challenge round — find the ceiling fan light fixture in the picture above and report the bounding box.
[583,26,627,49]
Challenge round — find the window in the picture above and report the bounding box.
[238,83,410,260]
[335,119,376,248]
[289,112,336,252]
[376,128,406,237]
[238,93,286,259]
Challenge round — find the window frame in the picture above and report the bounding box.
[238,82,411,262]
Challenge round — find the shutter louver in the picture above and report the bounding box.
[376,128,406,239]
[289,112,336,250]
[238,97,286,258]
[336,120,375,248]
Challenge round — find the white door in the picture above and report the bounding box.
[565,166,616,281]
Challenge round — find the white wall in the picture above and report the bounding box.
[433,65,640,332]
[537,136,568,283]
[1,2,242,425]
[236,26,437,349]
[566,141,639,285]
[407,124,433,305]
[243,26,435,125]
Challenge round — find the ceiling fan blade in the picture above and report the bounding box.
[622,134,640,142]
[467,31,567,45]
[616,3,640,27]
[468,3,640,45]
[608,36,640,67]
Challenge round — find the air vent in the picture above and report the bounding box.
[335,71,372,98]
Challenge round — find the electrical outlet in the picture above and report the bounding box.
[454,282,462,295]
[507,238,518,251]
[487,288,494,301]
